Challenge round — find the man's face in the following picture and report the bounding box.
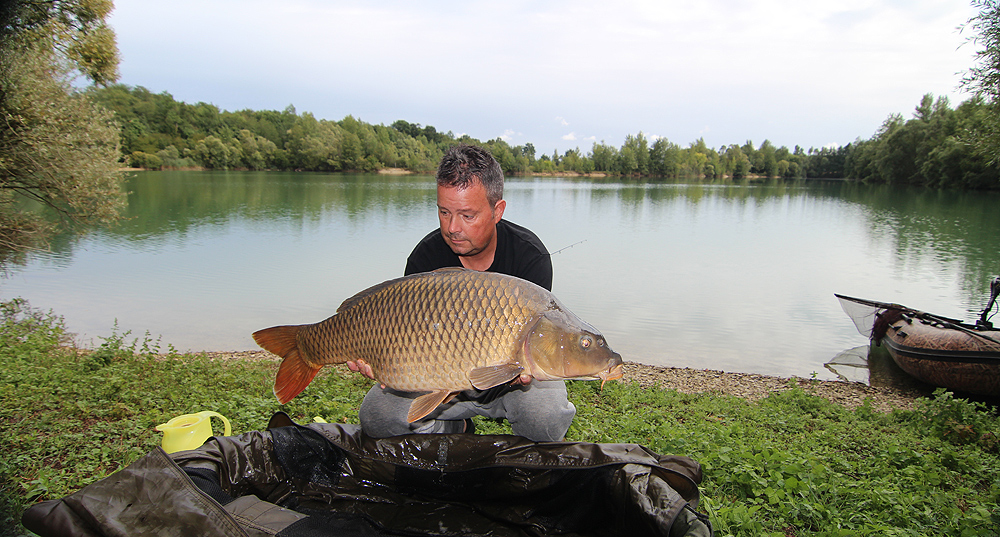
[436,180,506,257]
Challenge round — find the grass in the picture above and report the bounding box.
[2,298,999,536]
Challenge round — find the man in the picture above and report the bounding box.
[349,144,575,442]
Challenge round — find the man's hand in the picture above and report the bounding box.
[346,360,385,388]
[511,373,532,386]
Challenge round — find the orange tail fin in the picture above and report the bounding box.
[253,325,320,404]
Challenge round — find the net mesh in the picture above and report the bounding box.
[836,295,892,338]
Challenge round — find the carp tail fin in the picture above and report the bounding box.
[253,325,320,404]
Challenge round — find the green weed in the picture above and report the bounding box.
[913,388,999,451]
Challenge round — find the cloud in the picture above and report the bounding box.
[499,129,516,142]
[109,0,980,154]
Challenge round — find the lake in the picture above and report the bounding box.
[3,171,999,381]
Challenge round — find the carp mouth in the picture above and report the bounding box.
[598,361,624,389]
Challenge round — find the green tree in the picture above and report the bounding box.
[621,133,650,175]
[391,119,421,139]
[776,160,790,177]
[841,93,997,187]
[758,140,777,177]
[192,135,233,169]
[723,145,752,178]
[236,129,276,170]
[156,145,195,169]
[533,157,555,174]
[128,151,162,170]
[590,141,617,172]
[560,148,586,174]
[1,0,120,85]
[960,0,1000,164]
[484,140,518,175]
[686,138,713,177]
[615,145,638,175]
[649,138,681,177]
[523,143,536,165]
[0,0,125,261]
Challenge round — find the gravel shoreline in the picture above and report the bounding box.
[623,362,927,412]
[207,351,927,413]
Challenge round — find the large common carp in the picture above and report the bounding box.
[253,268,623,422]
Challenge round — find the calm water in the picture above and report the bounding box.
[4,171,999,380]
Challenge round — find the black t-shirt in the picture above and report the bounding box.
[404,219,553,291]
[404,219,553,404]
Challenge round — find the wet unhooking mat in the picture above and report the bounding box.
[22,413,713,537]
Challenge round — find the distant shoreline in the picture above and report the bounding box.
[124,166,845,181]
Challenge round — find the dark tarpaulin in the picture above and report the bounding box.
[23,413,712,537]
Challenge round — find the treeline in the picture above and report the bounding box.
[87,85,446,173]
[844,94,999,188]
[90,85,998,188]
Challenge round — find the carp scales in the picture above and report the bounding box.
[253,267,624,423]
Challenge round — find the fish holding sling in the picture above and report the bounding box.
[253,268,624,422]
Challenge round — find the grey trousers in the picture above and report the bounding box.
[358,379,576,442]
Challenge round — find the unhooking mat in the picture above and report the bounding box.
[22,412,712,537]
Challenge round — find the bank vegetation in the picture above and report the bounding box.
[93,86,1000,189]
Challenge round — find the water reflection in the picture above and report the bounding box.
[2,172,999,380]
[837,182,1000,313]
[824,344,934,395]
[115,170,435,237]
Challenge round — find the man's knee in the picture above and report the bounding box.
[359,386,467,437]
[505,383,576,441]
[358,386,412,437]
[521,402,575,441]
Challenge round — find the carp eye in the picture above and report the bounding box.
[581,336,592,348]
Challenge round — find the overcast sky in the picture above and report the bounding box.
[108,0,982,155]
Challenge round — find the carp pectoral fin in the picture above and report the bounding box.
[407,390,453,423]
[468,364,524,390]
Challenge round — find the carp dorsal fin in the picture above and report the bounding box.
[407,390,454,423]
[469,364,524,390]
[336,275,408,313]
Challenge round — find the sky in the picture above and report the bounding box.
[107,0,983,155]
